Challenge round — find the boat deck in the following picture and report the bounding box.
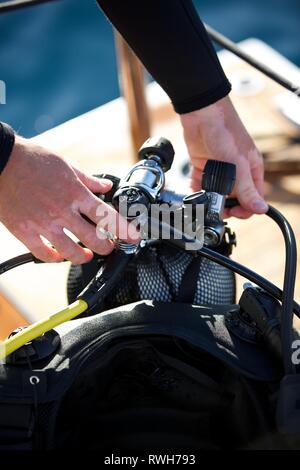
[0,39,299,338]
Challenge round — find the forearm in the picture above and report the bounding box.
[97,0,231,113]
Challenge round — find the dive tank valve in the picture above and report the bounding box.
[99,145,235,249]
[111,137,175,252]
[112,136,175,217]
[202,160,236,246]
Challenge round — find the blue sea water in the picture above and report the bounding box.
[0,0,299,137]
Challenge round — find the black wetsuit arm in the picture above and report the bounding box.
[97,0,231,114]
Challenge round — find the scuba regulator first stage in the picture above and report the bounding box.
[99,135,237,250]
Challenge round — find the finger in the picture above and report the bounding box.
[223,208,230,219]
[74,168,113,194]
[228,205,253,219]
[17,232,64,263]
[78,192,140,243]
[223,205,252,219]
[235,159,268,214]
[66,215,114,256]
[250,155,265,197]
[190,166,203,192]
[42,228,94,265]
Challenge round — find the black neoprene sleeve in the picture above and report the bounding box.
[0,122,15,173]
[97,0,231,113]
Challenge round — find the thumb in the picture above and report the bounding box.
[235,161,268,214]
[190,165,203,192]
[74,168,113,194]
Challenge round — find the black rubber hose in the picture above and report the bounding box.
[1,0,299,97]
[226,198,298,373]
[0,0,57,14]
[267,206,297,374]
[153,209,299,337]
[78,249,134,308]
[0,253,36,275]
[160,219,293,313]
[205,24,300,97]
[226,198,297,373]
[200,246,299,315]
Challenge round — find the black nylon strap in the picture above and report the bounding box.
[176,256,202,303]
[0,122,15,173]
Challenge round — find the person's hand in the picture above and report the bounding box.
[180,96,268,219]
[0,136,138,264]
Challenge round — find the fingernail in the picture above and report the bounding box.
[252,199,268,213]
[101,179,113,188]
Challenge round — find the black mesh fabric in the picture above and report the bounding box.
[136,245,235,304]
[68,243,236,309]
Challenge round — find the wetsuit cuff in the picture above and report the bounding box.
[0,122,15,173]
[172,80,232,114]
